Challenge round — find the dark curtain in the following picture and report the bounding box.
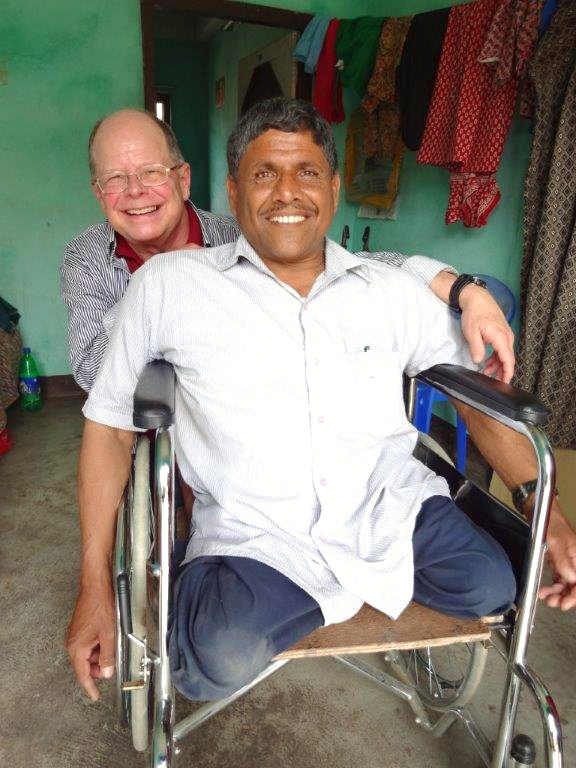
[515,0,576,448]
[241,61,283,116]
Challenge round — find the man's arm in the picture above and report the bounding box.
[429,271,515,384]
[456,403,576,611]
[60,243,121,392]
[66,419,135,700]
[367,251,515,383]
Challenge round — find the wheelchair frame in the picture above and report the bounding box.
[114,361,564,768]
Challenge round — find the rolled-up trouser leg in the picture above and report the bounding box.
[168,555,324,701]
[412,495,517,619]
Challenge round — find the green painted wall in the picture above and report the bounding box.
[154,38,211,209]
[0,0,143,376]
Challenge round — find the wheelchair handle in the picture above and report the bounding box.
[133,359,176,430]
[117,573,133,638]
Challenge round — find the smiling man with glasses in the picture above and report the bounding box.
[60,109,240,392]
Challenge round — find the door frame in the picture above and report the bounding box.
[139,0,313,111]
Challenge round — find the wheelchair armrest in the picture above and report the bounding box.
[415,364,550,427]
[133,360,175,429]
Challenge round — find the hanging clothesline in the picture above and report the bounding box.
[294,0,549,228]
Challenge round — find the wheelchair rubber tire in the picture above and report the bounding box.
[113,494,130,729]
[401,641,488,710]
[130,436,151,752]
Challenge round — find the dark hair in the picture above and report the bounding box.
[88,109,185,178]
[226,97,338,178]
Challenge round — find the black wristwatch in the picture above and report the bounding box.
[448,274,487,313]
[512,479,558,513]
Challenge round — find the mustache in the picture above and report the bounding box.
[262,203,317,217]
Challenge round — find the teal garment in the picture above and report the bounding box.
[335,17,384,97]
[293,16,331,74]
[0,297,20,334]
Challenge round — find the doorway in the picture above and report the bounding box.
[140,0,312,213]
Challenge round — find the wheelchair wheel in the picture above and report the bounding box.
[113,494,129,729]
[401,641,488,710]
[129,435,152,751]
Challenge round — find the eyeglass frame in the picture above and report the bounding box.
[93,163,184,194]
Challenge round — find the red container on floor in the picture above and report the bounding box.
[0,427,12,455]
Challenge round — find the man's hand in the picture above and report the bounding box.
[428,271,515,383]
[539,511,576,611]
[66,580,116,701]
[458,282,515,383]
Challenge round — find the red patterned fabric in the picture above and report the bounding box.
[446,172,501,227]
[479,0,542,117]
[417,0,517,227]
[313,20,345,124]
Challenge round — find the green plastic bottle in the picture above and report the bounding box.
[18,347,42,411]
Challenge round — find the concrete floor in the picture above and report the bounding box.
[1,398,574,768]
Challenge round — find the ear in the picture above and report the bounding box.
[331,171,341,211]
[177,163,191,199]
[91,182,107,215]
[226,175,238,218]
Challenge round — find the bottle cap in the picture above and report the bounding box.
[22,347,31,354]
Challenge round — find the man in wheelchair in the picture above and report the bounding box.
[67,98,576,706]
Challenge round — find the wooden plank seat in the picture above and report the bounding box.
[275,602,496,660]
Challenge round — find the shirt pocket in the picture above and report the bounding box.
[336,350,406,439]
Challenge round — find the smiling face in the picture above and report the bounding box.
[90,110,191,255]
[226,129,340,272]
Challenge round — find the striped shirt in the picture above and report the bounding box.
[60,203,240,392]
[84,236,472,624]
[60,202,453,391]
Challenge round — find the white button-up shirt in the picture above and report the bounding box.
[84,235,473,625]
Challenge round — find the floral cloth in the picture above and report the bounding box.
[478,0,543,117]
[417,0,518,227]
[361,16,411,161]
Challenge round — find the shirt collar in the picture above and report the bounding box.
[213,234,371,284]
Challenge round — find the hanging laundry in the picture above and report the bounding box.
[355,16,411,210]
[313,19,345,124]
[478,0,543,118]
[335,17,383,97]
[293,16,331,74]
[396,8,450,151]
[417,0,518,228]
[344,108,403,212]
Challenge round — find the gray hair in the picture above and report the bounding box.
[227,98,338,178]
[88,109,185,178]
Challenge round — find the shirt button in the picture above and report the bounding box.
[318,415,325,423]
[314,357,320,366]
[320,478,327,486]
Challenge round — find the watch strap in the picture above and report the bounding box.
[511,479,558,513]
[448,274,487,313]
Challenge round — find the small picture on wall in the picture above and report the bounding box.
[215,77,225,108]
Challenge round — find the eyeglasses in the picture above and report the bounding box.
[94,163,182,194]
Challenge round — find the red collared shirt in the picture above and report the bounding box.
[115,204,204,273]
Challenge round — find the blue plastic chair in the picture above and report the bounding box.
[412,275,516,473]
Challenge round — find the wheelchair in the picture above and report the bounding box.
[113,360,563,768]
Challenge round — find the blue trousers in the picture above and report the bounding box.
[169,495,516,701]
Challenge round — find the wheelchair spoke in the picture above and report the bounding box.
[398,641,488,711]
